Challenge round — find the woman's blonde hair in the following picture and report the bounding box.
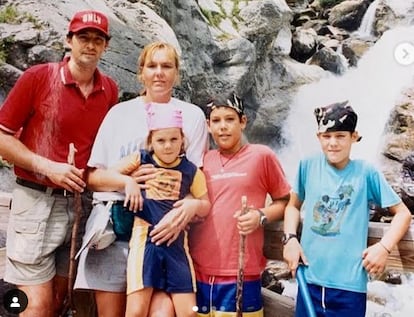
[137,41,181,94]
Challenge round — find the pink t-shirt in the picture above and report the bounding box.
[189,143,291,277]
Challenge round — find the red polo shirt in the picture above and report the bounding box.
[0,56,118,187]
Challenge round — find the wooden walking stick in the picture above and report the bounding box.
[236,195,248,317]
[61,143,81,317]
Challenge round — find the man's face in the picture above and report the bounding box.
[67,29,108,67]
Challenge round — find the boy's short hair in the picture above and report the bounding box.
[205,92,244,119]
[314,101,361,141]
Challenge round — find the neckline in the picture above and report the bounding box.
[218,145,245,173]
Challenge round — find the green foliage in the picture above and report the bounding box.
[0,156,12,169]
[0,36,15,64]
[200,7,224,29]
[320,0,345,8]
[0,5,19,23]
[0,5,41,27]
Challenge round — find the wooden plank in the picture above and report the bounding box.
[264,220,414,272]
[262,287,294,317]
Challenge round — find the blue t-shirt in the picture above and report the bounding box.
[294,153,401,293]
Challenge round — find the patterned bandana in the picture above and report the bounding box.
[206,93,244,117]
[314,100,358,134]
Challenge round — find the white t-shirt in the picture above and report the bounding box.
[88,96,208,201]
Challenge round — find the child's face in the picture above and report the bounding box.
[317,130,359,169]
[150,127,183,164]
[207,106,246,153]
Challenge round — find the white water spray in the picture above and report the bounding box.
[279,26,414,183]
[355,0,380,39]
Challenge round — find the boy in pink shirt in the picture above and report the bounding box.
[189,93,291,316]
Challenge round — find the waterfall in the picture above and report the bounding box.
[355,0,380,39]
[279,26,414,183]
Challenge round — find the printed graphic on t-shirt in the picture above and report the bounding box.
[146,168,182,200]
[311,184,353,236]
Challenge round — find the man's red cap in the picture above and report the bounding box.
[69,10,110,38]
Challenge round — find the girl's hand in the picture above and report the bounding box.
[123,176,143,212]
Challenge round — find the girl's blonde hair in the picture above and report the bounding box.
[137,41,181,95]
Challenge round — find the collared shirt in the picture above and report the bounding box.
[0,56,118,187]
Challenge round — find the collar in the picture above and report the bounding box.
[59,56,104,92]
[152,153,182,168]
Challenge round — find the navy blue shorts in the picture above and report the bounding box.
[295,283,366,317]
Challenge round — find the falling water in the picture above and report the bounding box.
[279,25,414,183]
[277,24,414,316]
[355,0,380,39]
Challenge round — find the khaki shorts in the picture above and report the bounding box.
[4,184,92,285]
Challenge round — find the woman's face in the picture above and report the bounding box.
[140,48,178,100]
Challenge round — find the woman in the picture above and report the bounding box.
[74,41,208,317]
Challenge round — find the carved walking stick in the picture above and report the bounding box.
[236,195,248,317]
[61,143,81,316]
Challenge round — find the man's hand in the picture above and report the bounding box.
[46,161,86,193]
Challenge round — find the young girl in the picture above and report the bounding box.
[115,104,210,317]
[189,93,291,316]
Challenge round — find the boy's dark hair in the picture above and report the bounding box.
[205,92,244,119]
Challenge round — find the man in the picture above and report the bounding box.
[0,10,118,317]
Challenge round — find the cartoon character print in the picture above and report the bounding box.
[311,184,353,236]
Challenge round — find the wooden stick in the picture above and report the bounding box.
[61,143,80,317]
[236,195,248,317]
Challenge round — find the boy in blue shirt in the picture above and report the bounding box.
[283,101,411,317]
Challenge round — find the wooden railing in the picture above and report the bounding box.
[264,220,414,272]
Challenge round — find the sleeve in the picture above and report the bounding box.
[263,148,291,199]
[294,159,306,202]
[190,168,208,198]
[0,69,37,133]
[111,151,140,174]
[367,165,401,208]
[185,108,208,167]
[87,109,116,169]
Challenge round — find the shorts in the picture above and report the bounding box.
[195,273,263,317]
[127,218,195,295]
[74,240,129,292]
[295,283,367,317]
[74,202,135,292]
[4,184,92,285]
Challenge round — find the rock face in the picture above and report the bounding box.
[0,0,414,212]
